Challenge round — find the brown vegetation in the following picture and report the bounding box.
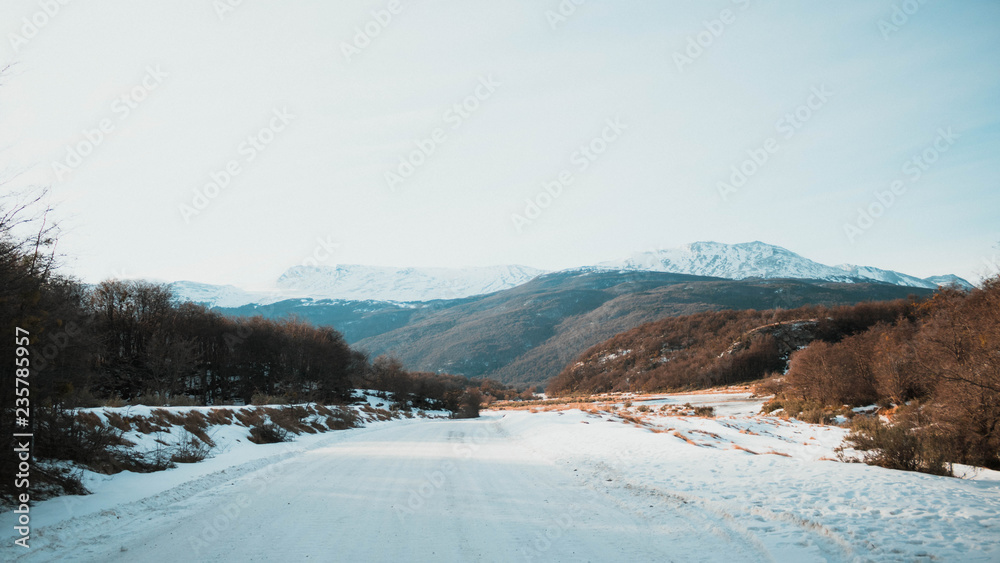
[351,271,933,387]
[548,300,916,395]
[776,278,1000,472]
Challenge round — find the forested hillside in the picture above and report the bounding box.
[548,277,1000,474]
[346,271,933,386]
[547,299,920,395]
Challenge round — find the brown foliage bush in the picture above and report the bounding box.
[783,277,1000,472]
[839,407,951,475]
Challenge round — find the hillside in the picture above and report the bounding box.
[546,298,921,395]
[346,272,932,386]
[214,298,427,344]
[201,245,956,388]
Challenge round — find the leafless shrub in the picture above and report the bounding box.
[248,422,290,444]
[171,431,213,463]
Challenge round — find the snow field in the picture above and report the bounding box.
[503,393,1000,561]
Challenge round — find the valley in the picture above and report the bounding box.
[213,271,935,387]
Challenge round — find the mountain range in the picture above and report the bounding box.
[171,241,972,307]
[209,272,940,387]
[168,241,971,387]
[591,241,971,290]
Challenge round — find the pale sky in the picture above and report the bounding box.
[1,0,998,288]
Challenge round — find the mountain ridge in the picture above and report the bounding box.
[586,241,971,291]
[170,241,972,307]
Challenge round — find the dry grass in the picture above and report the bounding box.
[150,408,186,427]
[104,412,131,433]
[672,431,699,446]
[325,407,359,430]
[690,429,722,440]
[621,414,646,425]
[181,411,214,446]
[132,416,169,434]
[234,408,265,428]
[359,405,393,421]
[207,409,234,425]
[77,411,102,429]
[264,406,312,434]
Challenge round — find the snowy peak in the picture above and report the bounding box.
[168,281,287,309]
[921,274,975,290]
[595,241,840,282]
[275,264,546,302]
[834,264,934,289]
[589,241,971,290]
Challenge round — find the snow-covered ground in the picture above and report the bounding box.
[3,392,999,562]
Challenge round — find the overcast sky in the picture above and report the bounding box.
[1,0,998,288]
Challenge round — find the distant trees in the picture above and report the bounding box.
[0,188,496,413]
[457,388,483,418]
[370,355,412,405]
[784,336,879,406]
[1,198,504,413]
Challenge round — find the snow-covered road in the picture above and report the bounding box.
[8,415,773,562]
[7,406,1000,562]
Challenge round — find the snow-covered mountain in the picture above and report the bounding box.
[169,242,972,307]
[922,274,975,290]
[168,281,288,309]
[587,241,973,290]
[274,264,547,303]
